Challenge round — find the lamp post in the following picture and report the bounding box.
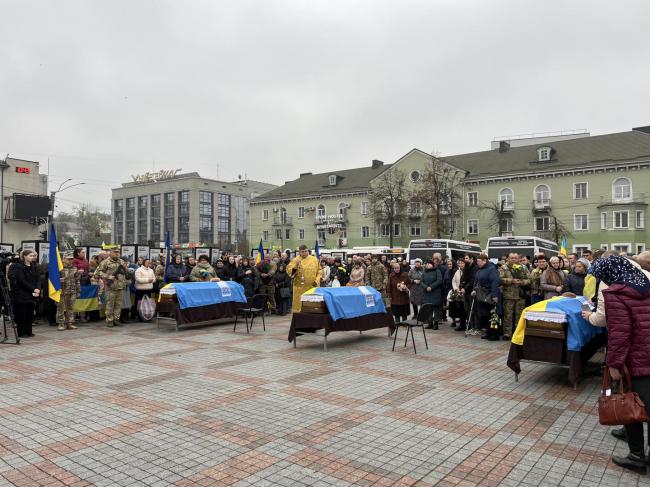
[0,157,9,243]
[47,180,86,240]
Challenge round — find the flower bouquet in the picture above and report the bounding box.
[448,289,463,302]
[489,307,500,330]
[511,264,526,280]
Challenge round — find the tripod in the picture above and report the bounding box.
[0,280,19,344]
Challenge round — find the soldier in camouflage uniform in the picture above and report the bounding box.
[57,252,81,331]
[499,252,531,339]
[257,254,277,312]
[367,255,389,306]
[95,246,128,327]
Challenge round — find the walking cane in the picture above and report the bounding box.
[465,296,476,338]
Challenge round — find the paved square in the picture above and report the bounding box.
[1,316,647,486]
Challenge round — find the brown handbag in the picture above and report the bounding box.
[598,366,650,426]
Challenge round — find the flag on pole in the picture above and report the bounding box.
[255,238,265,265]
[560,237,567,256]
[315,240,320,259]
[163,231,172,283]
[48,224,63,303]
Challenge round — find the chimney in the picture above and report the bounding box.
[498,141,510,153]
[371,159,384,169]
[299,172,312,177]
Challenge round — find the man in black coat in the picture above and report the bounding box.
[457,253,477,331]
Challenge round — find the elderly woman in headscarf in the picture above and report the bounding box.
[540,256,566,300]
[592,255,650,474]
[563,257,590,296]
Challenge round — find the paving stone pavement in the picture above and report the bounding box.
[0,316,647,486]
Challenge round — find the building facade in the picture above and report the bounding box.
[0,157,49,248]
[111,171,275,252]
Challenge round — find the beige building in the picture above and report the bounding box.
[111,171,275,252]
[0,157,49,248]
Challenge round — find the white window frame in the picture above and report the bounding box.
[534,184,551,203]
[612,243,631,254]
[636,210,645,229]
[637,243,646,254]
[393,223,401,237]
[573,245,591,256]
[574,182,588,199]
[299,229,305,240]
[361,201,369,215]
[600,244,609,251]
[601,212,607,230]
[317,204,326,217]
[362,226,370,238]
[263,231,269,241]
[612,177,632,202]
[298,207,305,219]
[499,187,514,205]
[467,219,479,235]
[329,175,337,186]
[408,201,422,216]
[613,210,629,229]
[410,223,421,237]
[574,214,589,231]
[380,223,390,237]
[467,191,478,207]
[262,209,269,221]
[537,146,551,162]
[285,228,290,240]
[534,216,549,232]
[500,218,513,234]
[275,228,282,240]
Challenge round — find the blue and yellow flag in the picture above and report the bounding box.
[315,240,320,259]
[255,238,265,265]
[163,231,172,283]
[48,224,63,303]
[560,237,567,256]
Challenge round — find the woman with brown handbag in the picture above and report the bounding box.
[593,255,650,473]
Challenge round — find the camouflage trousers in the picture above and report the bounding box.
[503,298,526,337]
[105,289,123,324]
[56,294,77,325]
[258,284,276,310]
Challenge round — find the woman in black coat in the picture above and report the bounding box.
[9,250,41,337]
[273,263,292,316]
[236,257,259,298]
[421,260,443,330]
[165,254,190,283]
[222,255,239,281]
[472,254,500,341]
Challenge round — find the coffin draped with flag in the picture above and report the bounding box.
[159,281,247,309]
[301,286,386,321]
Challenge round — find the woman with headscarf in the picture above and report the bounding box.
[540,256,566,300]
[592,255,650,473]
[165,254,189,283]
[190,254,220,282]
[563,257,590,296]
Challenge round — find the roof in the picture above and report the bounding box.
[252,163,392,202]
[444,129,650,178]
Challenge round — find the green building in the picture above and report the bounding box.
[251,127,650,255]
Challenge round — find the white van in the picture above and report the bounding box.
[486,236,559,261]
[407,239,482,264]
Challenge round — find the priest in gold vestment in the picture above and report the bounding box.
[286,245,323,312]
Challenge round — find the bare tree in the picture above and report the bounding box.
[412,155,464,238]
[369,169,408,247]
[478,200,509,235]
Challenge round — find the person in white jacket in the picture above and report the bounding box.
[134,259,155,321]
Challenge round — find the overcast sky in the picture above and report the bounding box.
[2,0,649,213]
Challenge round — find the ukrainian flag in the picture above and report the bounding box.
[255,238,264,265]
[73,285,100,312]
[560,237,567,256]
[48,224,63,303]
[315,240,320,259]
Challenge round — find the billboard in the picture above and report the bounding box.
[13,194,51,220]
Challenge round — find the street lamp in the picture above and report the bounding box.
[47,180,86,240]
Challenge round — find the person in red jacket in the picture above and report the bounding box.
[592,255,650,473]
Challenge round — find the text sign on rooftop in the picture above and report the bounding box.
[131,169,182,184]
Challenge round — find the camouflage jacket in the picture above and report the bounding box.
[366,262,388,291]
[95,257,128,291]
[60,264,81,295]
[499,263,531,300]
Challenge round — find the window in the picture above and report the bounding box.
[217,193,231,248]
[408,201,421,216]
[362,226,370,238]
[317,229,326,244]
[329,175,337,186]
[467,192,478,207]
[178,191,190,243]
[137,196,148,243]
[275,229,282,240]
[164,192,174,237]
[613,243,631,254]
[393,223,401,237]
[574,214,588,231]
[535,217,549,231]
[613,177,632,202]
[534,184,550,203]
[637,244,646,254]
[574,182,588,199]
[263,231,269,241]
[150,194,161,243]
[361,201,369,215]
[279,207,287,224]
[285,229,290,240]
[114,199,124,243]
[298,206,305,218]
[317,204,326,217]
[262,209,269,220]
[573,245,591,255]
[338,202,348,216]
[125,197,135,243]
[601,212,607,230]
[380,224,390,237]
[537,146,551,161]
[467,219,479,235]
[410,224,421,237]
[600,244,609,251]
[234,196,247,248]
[500,218,513,234]
[637,210,645,229]
[614,211,629,229]
[499,188,514,209]
[199,191,213,244]
[409,170,421,182]
[299,229,305,240]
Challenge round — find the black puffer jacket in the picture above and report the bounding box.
[9,262,41,304]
